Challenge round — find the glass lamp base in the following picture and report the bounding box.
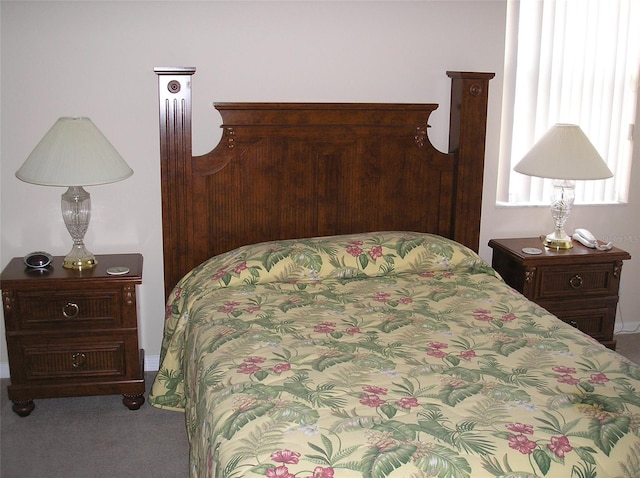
[544,179,576,250]
[543,233,573,250]
[63,243,97,270]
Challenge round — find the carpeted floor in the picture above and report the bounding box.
[614,332,640,366]
[2,335,640,478]
[1,371,189,478]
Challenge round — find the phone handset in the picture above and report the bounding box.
[572,228,613,251]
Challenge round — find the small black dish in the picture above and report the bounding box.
[24,251,53,269]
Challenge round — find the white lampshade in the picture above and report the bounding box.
[15,116,133,270]
[514,124,612,180]
[16,117,133,186]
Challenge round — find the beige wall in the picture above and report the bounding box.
[2,1,638,374]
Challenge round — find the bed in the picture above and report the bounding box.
[149,68,640,478]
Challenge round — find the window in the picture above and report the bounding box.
[498,0,639,206]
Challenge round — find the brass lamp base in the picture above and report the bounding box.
[63,243,98,270]
[543,234,573,250]
[63,256,97,270]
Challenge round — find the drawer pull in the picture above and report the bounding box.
[62,302,79,318]
[569,274,583,289]
[71,352,87,369]
[569,320,579,329]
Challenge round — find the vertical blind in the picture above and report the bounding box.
[499,0,639,205]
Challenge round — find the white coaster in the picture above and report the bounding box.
[522,247,543,255]
[107,266,130,275]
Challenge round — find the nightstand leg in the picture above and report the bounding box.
[12,399,35,417]
[122,393,145,410]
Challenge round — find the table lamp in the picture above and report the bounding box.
[16,117,133,270]
[514,124,612,249]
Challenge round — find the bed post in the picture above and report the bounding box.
[446,71,495,252]
[155,67,196,300]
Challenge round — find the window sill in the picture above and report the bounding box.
[495,201,626,208]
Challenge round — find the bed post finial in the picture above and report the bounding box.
[155,67,197,299]
[446,71,494,252]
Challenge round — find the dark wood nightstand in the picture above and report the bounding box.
[488,238,631,350]
[1,253,145,416]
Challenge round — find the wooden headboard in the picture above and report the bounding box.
[155,67,494,299]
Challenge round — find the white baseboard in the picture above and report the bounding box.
[0,355,161,380]
[616,320,640,335]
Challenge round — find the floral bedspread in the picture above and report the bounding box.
[149,232,640,478]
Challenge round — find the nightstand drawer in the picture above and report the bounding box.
[10,289,124,330]
[539,297,617,342]
[536,264,616,300]
[8,333,139,382]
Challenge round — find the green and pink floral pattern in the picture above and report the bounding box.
[149,232,640,478]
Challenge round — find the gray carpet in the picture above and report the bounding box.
[615,332,640,366]
[2,335,640,478]
[1,372,189,478]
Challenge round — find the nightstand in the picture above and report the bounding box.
[1,253,145,416]
[488,238,631,350]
